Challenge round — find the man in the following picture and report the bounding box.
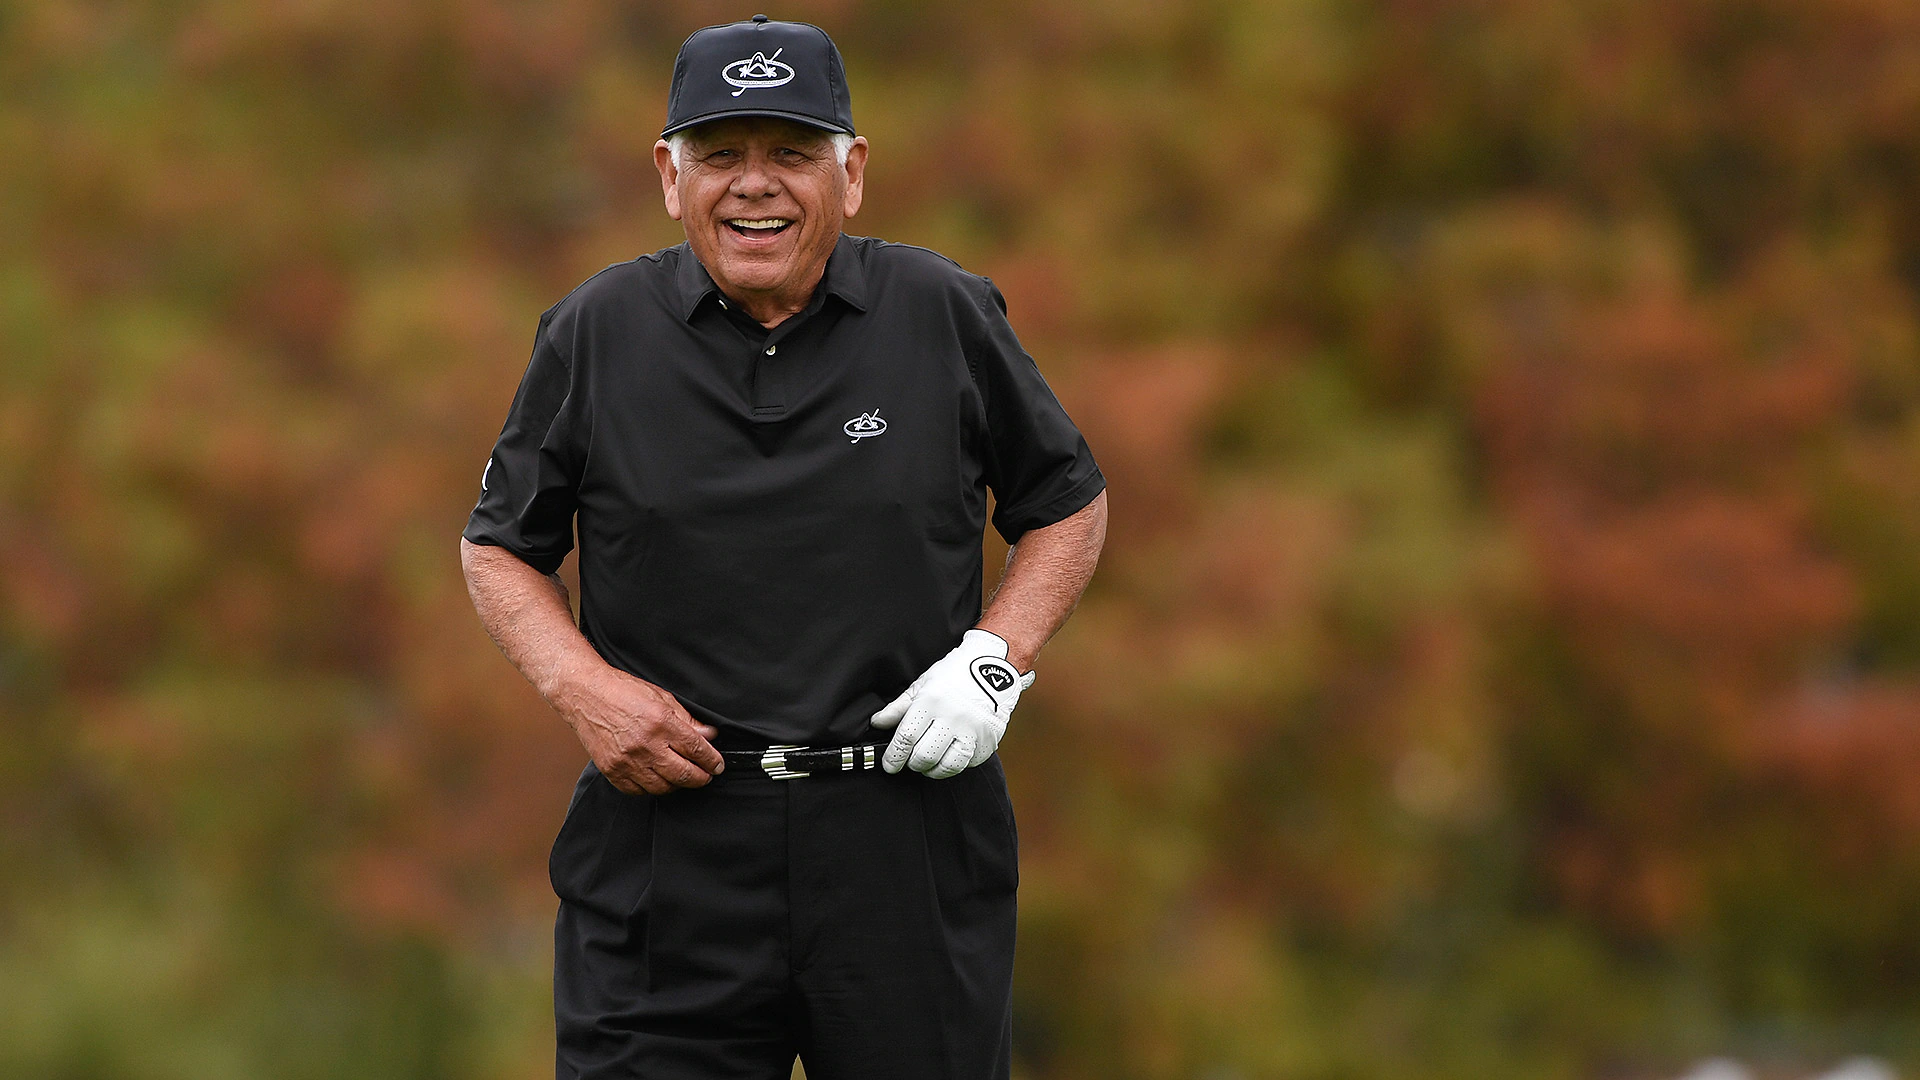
[460,15,1106,1080]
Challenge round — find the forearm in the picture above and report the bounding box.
[459,538,607,707]
[977,490,1108,671]
[461,538,722,791]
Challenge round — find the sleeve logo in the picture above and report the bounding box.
[722,50,795,97]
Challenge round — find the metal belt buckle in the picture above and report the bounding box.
[760,744,806,780]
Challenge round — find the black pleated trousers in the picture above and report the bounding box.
[549,755,1018,1080]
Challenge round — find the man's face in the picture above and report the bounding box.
[655,118,868,306]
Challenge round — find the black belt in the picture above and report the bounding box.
[720,742,888,781]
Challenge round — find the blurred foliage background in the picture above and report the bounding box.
[5,0,1920,1077]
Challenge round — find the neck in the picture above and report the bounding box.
[720,261,828,329]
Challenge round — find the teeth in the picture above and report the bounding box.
[728,219,791,229]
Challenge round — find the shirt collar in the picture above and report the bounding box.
[674,233,869,322]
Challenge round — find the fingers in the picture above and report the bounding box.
[869,686,914,729]
[669,723,725,776]
[967,734,996,770]
[664,747,717,787]
[908,720,959,775]
[604,763,672,796]
[882,703,934,773]
[655,694,723,776]
[926,734,975,779]
[607,747,713,794]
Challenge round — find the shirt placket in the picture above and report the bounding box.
[718,294,819,423]
[751,324,796,420]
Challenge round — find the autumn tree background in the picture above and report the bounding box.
[5,1,1920,1077]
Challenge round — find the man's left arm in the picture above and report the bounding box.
[871,491,1107,777]
[977,490,1108,671]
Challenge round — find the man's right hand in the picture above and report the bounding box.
[459,540,724,795]
[552,667,725,795]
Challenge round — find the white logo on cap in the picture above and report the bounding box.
[722,49,795,97]
[844,408,887,443]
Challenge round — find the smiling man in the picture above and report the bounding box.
[460,15,1106,1080]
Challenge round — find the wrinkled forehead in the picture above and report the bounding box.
[676,115,840,151]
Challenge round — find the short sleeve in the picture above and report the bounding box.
[462,309,588,574]
[964,278,1106,543]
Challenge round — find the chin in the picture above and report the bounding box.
[716,260,792,292]
[722,242,801,272]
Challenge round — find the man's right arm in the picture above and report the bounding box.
[460,538,724,794]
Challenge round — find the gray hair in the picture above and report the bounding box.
[668,131,855,170]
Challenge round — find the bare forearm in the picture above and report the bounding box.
[977,490,1107,671]
[459,539,606,706]
[460,537,723,793]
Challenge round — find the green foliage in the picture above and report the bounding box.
[5,1,1920,1077]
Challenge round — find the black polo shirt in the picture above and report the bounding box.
[464,234,1104,748]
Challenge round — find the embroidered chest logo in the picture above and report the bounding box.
[844,408,888,443]
[722,49,795,97]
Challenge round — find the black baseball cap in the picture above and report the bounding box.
[661,15,855,138]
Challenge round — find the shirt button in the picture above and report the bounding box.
[764,345,776,355]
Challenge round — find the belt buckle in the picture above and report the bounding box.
[760,744,806,780]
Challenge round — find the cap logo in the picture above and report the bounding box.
[722,49,794,97]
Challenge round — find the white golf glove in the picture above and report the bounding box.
[870,629,1036,779]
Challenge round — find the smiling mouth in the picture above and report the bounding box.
[726,218,793,237]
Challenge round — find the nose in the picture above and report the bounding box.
[730,152,780,200]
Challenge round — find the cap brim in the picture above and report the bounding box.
[661,108,854,138]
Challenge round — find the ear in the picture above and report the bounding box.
[841,136,869,218]
[654,140,682,221]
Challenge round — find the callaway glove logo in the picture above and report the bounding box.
[722,50,795,97]
[970,657,1018,700]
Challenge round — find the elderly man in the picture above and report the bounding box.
[461,15,1106,1080]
